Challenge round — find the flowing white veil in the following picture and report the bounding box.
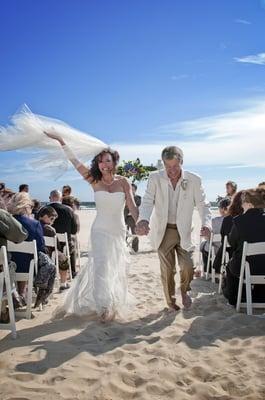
[0,105,108,178]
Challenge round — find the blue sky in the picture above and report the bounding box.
[0,0,265,201]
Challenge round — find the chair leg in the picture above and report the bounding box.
[245,273,253,316]
[26,270,34,319]
[6,286,16,339]
[218,270,223,294]
[236,272,244,312]
[205,252,211,280]
[0,275,4,320]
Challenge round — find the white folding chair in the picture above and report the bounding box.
[236,241,265,315]
[205,233,222,282]
[0,246,17,339]
[218,235,231,294]
[56,233,72,281]
[198,236,205,278]
[7,240,38,319]
[44,236,60,288]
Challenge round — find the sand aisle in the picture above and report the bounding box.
[0,210,265,400]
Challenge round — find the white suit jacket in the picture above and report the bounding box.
[139,169,212,251]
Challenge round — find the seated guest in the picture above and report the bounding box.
[222,188,265,306]
[0,204,28,319]
[49,190,78,279]
[62,184,72,198]
[213,191,244,273]
[73,197,80,210]
[62,195,80,232]
[38,206,70,291]
[19,184,29,193]
[0,182,5,194]
[0,188,15,211]
[200,198,230,272]
[31,199,41,219]
[225,180,237,201]
[8,192,46,301]
[258,182,265,190]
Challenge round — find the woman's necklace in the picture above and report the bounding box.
[102,177,115,186]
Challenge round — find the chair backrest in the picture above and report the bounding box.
[240,241,265,273]
[241,241,265,263]
[244,241,265,257]
[0,245,8,269]
[44,236,57,248]
[56,232,68,243]
[7,240,38,274]
[7,240,37,255]
[212,233,222,243]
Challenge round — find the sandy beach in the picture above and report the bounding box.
[0,210,265,400]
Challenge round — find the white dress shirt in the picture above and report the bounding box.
[165,170,182,224]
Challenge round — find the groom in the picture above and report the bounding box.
[136,146,211,310]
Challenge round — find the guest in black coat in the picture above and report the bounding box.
[49,190,78,278]
[213,191,244,272]
[222,188,265,305]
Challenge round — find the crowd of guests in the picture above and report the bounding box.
[1,179,265,323]
[0,182,80,322]
[200,180,265,306]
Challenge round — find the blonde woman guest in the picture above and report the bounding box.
[8,192,46,299]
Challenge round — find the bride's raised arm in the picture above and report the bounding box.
[44,131,92,182]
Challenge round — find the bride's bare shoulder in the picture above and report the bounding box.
[115,176,132,192]
[114,174,126,181]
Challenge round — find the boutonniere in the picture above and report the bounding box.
[181,179,188,190]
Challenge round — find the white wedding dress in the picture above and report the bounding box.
[61,191,134,318]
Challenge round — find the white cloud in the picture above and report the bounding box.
[235,18,251,25]
[1,99,264,201]
[234,52,265,65]
[113,99,265,169]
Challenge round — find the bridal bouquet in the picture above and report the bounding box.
[117,159,157,182]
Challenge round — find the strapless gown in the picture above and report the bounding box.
[61,191,134,318]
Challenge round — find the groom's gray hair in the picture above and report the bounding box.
[161,146,183,162]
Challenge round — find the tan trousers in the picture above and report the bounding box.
[158,224,194,307]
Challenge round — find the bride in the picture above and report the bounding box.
[45,131,138,322]
[0,106,138,322]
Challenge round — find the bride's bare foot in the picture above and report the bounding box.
[193,269,201,278]
[181,292,192,309]
[100,308,115,323]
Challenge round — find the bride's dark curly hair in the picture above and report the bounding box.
[89,148,120,182]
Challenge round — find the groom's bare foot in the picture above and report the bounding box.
[181,293,192,309]
[165,304,180,312]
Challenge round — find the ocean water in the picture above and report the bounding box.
[79,203,219,212]
[79,202,96,209]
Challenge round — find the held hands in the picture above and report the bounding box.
[135,220,150,236]
[200,226,211,238]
